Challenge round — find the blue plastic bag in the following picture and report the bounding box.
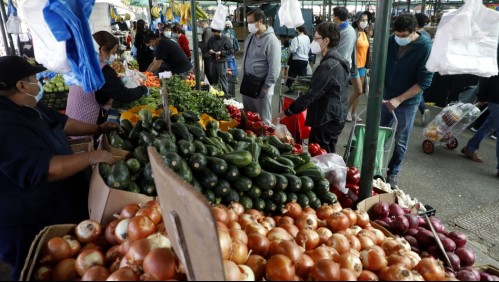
[7,0,17,17]
[227,56,238,77]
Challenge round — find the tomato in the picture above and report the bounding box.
[340,196,354,209]
[346,166,361,185]
[244,120,255,130]
[292,144,303,154]
[252,121,264,132]
[245,130,255,137]
[308,143,322,156]
[318,149,327,155]
[345,183,359,194]
[246,112,262,122]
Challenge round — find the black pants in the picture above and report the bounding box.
[309,120,345,153]
[286,59,309,88]
[203,57,213,84]
[210,61,228,95]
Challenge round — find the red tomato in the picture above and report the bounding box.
[292,143,303,154]
[318,149,327,155]
[346,166,361,186]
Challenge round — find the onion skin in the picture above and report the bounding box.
[223,260,242,281]
[388,203,405,217]
[414,257,446,281]
[455,247,476,267]
[119,204,140,219]
[40,237,72,265]
[310,259,340,281]
[266,254,296,281]
[246,233,270,257]
[142,248,177,280]
[62,235,82,258]
[75,249,105,276]
[75,220,102,243]
[372,202,389,219]
[106,267,140,281]
[81,265,110,281]
[32,265,52,282]
[358,270,379,281]
[295,254,314,278]
[447,231,468,248]
[52,258,79,281]
[244,255,266,281]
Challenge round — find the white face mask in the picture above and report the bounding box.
[359,22,368,29]
[108,54,116,64]
[310,40,322,54]
[248,23,258,34]
[164,31,172,38]
[395,35,412,46]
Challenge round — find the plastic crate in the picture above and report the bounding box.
[41,91,68,110]
[226,75,237,98]
[419,204,437,217]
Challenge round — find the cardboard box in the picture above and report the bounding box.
[97,134,131,161]
[357,192,398,213]
[88,165,154,226]
[19,224,75,281]
[68,137,93,154]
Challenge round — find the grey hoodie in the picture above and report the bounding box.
[242,27,281,92]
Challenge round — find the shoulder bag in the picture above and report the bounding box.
[240,35,266,98]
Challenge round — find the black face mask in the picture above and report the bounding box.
[214,34,221,39]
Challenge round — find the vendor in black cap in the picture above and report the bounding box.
[0,56,118,280]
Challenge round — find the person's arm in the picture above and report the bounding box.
[146,58,163,73]
[220,37,233,57]
[64,119,118,136]
[262,37,282,93]
[232,30,240,51]
[97,66,148,103]
[475,78,490,103]
[48,150,116,182]
[289,37,298,54]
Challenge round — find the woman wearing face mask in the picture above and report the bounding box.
[273,22,350,153]
[66,31,148,127]
[347,11,371,122]
[134,19,155,72]
[0,56,117,280]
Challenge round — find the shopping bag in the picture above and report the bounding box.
[6,15,22,34]
[426,0,499,77]
[211,3,227,31]
[311,153,348,193]
[227,56,238,77]
[278,0,304,28]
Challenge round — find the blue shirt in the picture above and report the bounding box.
[384,32,434,105]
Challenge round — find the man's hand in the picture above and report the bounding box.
[475,101,486,108]
[382,97,403,111]
[209,49,215,54]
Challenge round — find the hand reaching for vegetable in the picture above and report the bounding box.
[99,122,120,134]
[89,150,116,166]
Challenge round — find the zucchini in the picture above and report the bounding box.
[138,108,152,129]
[206,157,228,175]
[196,168,218,189]
[171,114,185,123]
[261,144,281,159]
[177,140,196,157]
[128,120,143,142]
[253,198,266,211]
[274,174,288,191]
[228,128,247,141]
[286,192,298,203]
[241,161,262,177]
[260,189,274,200]
[217,131,233,143]
[159,132,176,143]
[280,154,307,168]
[260,156,295,174]
[140,179,156,196]
[203,189,216,203]
[296,163,325,181]
[305,190,318,202]
[185,124,206,140]
[297,152,312,162]
[108,130,124,148]
[171,122,193,141]
[152,118,167,132]
[126,158,142,174]
[133,146,149,164]
[248,141,261,163]
[174,159,193,183]
[224,166,240,182]
[314,178,330,195]
[99,163,111,179]
[297,193,310,208]
[213,179,231,197]
[182,110,200,122]
[318,192,338,205]
[310,198,322,210]
[156,139,178,155]
[188,153,207,171]
[222,188,240,205]
[206,119,219,130]
[234,141,250,151]
[120,119,134,135]
[271,191,287,204]
[193,140,208,155]
[106,160,130,189]
[218,151,253,168]
[162,152,182,170]
[254,171,277,190]
[205,145,222,157]
[139,131,155,147]
[130,170,143,182]
[120,140,134,151]
[247,185,262,199]
[233,176,252,192]
[265,200,277,214]
[240,196,253,210]
[284,174,302,192]
[191,178,203,193]
[127,181,141,193]
[299,176,315,192]
[268,135,293,154]
[276,156,295,168]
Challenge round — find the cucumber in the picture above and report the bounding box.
[138,108,152,129]
[99,163,111,179]
[182,110,200,122]
[156,139,178,155]
[216,131,234,144]
[203,189,216,203]
[234,141,250,151]
[240,196,253,210]
[276,156,295,168]
[177,140,196,157]
[171,122,193,141]
[224,166,240,182]
[140,180,156,196]
[253,170,277,190]
[260,156,295,174]
[297,193,310,208]
[125,158,142,174]
[253,198,266,211]
[127,181,141,193]
[299,176,315,192]
[143,162,154,183]
[297,152,312,162]
[247,185,262,199]
[233,176,252,192]
[222,188,240,205]
[174,159,193,183]
[274,174,288,191]
[265,200,278,214]
[260,189,274,200]
[213,179,231,197]
[268,135,293,154]
[205,145,222,157]
[206,157,228,175]
[170,114,185,123]
[228,128,247,141]
[218,151,253,168]
[196,168,218,189]
[193,140,208,155]
[185,124,206,140]
[152,118,167,132]
[305,190,318,202]
[280,153,308,168]
[310,198,322,210]
[271,191,287,204]
[261,144,280,159]
[284,174,302,192]
[241,161,262,177]
[248,141,261,163]
[314,178,330,195]
[162,152,182,170]
[318,192,338,205]
[286,192,298,203]
[188,153,207,171]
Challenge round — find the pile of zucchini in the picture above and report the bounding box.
[100,108,337,213]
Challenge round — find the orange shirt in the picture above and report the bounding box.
[356,31,370,68]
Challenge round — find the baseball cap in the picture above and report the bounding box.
[0,56,46,90]
[353,11,366,22]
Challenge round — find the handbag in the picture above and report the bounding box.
[240,35,266,98]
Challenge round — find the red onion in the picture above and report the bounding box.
[390,215,409,235]
[380,217,393,225]
[373,220,390,230]
[428,245,443,260]
[441,237,457,252]
[457,268,480,281]
[388,203,405,217]
[480,272,498,281]
[404,214,419,229]
[447,231,467,248]
[461,266,480,279]
[455,247,476,267]
[416,229,435,247]
[405,228,419,237]
[418,217,426,227]
[371,202,389,219]
[403,235,419,248]
[445,251,461,270]
[402,207,411,214]
[429,217,446,233]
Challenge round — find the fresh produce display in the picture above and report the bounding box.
[289,75,312,93]
[308,143,327,157]
[143,72,160,88]
[127,59,139,70]
[40,74,70,109]
[43,74,69,93]
[113,88,162,111]
[238,111,275,137]
[226,105,242,124]
[368,200,487,280]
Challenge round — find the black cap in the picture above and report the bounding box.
[0,56,46,89]
[353,11,366,23]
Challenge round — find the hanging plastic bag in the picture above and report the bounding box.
[6,0,21,35]
[211,2,227,31]
[426,0,499,77]
[311,153,348,193]
[227,56,238,77]
[121,61,142,88]
[278,0,304,29]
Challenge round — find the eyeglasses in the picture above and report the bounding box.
[313,36,323,41]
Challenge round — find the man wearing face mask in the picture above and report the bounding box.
[241,8,281,123]
[144,32,193,78]
[0,56,118,280]
[381,13,433,189]
[66,31,148,126]
[273,22,350,153]
[206,23,234,95]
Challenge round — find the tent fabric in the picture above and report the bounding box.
[43,0,105,93]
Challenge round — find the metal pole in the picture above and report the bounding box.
[322,0,326,20]
[422,0,427,13]
[355,0,358,13]
[0,0,14,55]
[358,0,393,201]
[148,0,153,29]
[0,6,9,56]
[191,0,201,90]
[243,0,247,41]
[407,0,411,12]
[328,0,331,21]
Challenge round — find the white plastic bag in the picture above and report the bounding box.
[6,15,22,34]
[211,3,227,31]
[120,61,143,88]
[426,0,499,77]
[278,0,304,28]
[311,153,348,193]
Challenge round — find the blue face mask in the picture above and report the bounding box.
[395,35,412,46]
[24,81,44,103]
[108,54,116,64]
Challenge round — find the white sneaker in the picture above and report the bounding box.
[421,109,430,127]
[355,115,363,122]
[346,112,353,122]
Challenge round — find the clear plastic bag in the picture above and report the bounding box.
[311,153,347,193]
[211,3,227,31]
[120,61,144,88]
[278,0,304,28]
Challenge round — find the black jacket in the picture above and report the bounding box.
[206,34,233,63]
[286,49,350,126]
[134,31,154,72]
[477,44,499,104]
[95,65,148,106]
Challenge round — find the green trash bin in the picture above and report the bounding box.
[346,124,394,176]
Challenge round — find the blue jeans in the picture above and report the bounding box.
[466,102,499,169]
[380,103,419,176]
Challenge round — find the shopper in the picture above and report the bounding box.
[66,31,148,126]
[206,26,233,95]
[347,11,371,122]
[381,13,433,189]
[223,20,240,77]
[460,43,499,177]
[134,19,154,72]
[241,8,281,123]
[332,7,361,122]
[200,20,214,83]
[415,13,431,126]
[285,25,311,94]
[144,32,193,78]
[273,22,350,153]
[0,56,117,280]
[174,25,191,59]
